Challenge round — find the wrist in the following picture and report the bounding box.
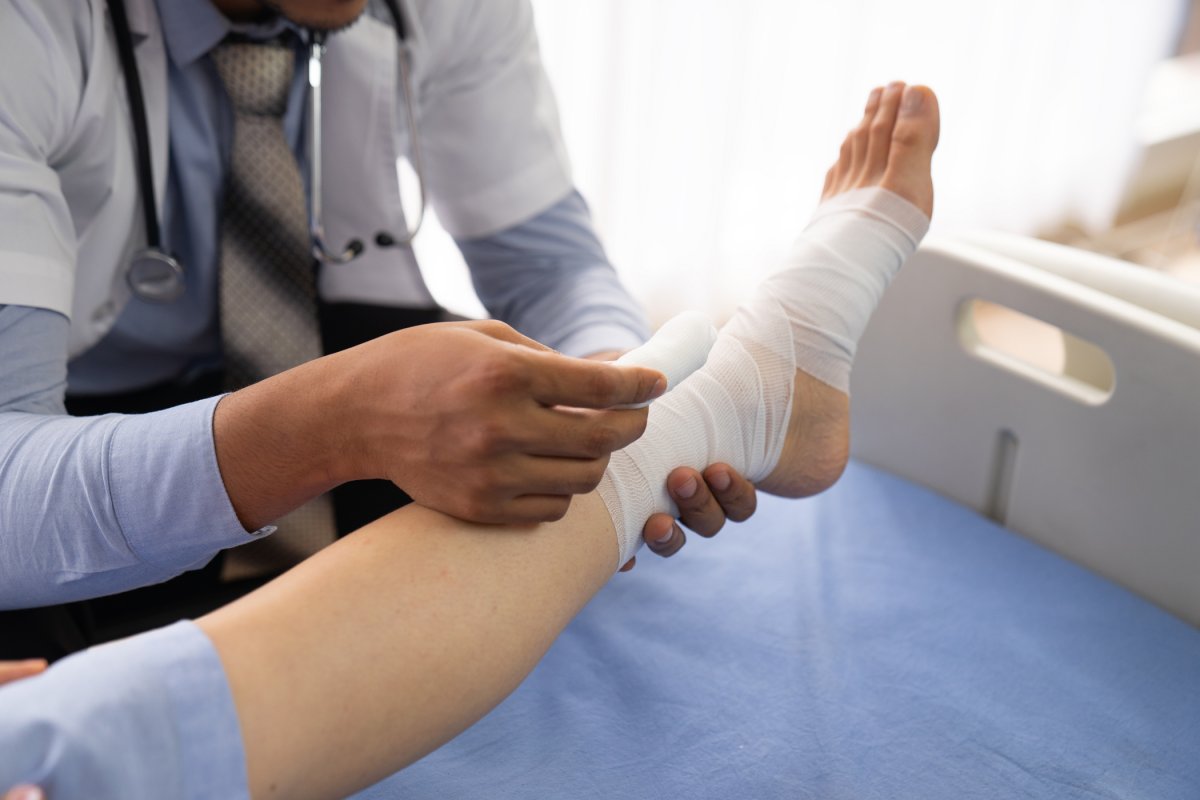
[213,359,349,531]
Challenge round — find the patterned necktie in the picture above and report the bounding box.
[213,39,337,579]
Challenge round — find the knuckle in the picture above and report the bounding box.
[584,457,609,488]
[467,463,505,497]
[542,498,572,522]
[891,126,922,147]
[477,319,512,338]
[728,488,758,521]
[466,421,508,457]
[678,487,717,516]
[681,503,724,537]
[458,494,489,522]
[474,360,523,395]
[586,368,619,404]
[585,424,622,457]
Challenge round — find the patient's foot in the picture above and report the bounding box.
[823,83,938,216]
[760,82,940,497]
[598,84,940,566]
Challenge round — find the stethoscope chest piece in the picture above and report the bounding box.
[127,249,186,303]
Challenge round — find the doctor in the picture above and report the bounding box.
[0,0,758,659]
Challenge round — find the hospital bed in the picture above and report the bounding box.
[357,236,1200,798]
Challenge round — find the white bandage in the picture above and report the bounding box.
[598,188,929,567]
[614,311,718,408]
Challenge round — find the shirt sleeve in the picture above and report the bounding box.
[456,190,651,357]
[0,305,259,610]
[0,2,86,315]
[414,0,574,239]
[0,620,249,800]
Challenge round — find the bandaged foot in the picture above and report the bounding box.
[600,83,940,566]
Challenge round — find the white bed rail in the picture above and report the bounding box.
[850,234,1200,625]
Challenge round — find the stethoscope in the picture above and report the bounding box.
[107,0,426,303]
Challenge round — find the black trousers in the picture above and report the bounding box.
[0,303,455,661]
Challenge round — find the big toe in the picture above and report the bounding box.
[883,85,939,216]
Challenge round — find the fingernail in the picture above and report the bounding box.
[10,787,44,800]
[709,470,732,492]
[866,87,882,108]
[901,86,923,115]
[650,377,668,400]
[675,476,698,500]
[653,525,676,545]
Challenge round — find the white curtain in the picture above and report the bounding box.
[416,0,1186,326]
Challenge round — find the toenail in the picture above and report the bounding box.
[900,86,923,114]
[675,476,698,500]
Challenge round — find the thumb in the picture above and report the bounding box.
[526,349,666,409]
[4,787,45,800]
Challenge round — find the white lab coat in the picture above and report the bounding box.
[0,0,573,357]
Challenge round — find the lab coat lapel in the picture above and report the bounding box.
[318,13,435,308]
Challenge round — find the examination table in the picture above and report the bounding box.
[359,235,1200,798]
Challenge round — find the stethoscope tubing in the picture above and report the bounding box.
[108,0,425,303]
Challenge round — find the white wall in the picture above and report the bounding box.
[416,0,1186,326]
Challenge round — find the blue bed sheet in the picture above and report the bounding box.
[357,461,1200,799]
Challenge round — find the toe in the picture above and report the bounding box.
[862,81,905,182]
[823,86,881,201]
[882,85,939,216]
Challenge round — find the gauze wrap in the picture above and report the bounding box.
[598,188,929,567]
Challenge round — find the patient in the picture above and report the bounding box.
[0,83,938,799]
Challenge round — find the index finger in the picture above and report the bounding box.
[526,350,666,409]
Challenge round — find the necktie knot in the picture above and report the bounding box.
[212,40,295,117]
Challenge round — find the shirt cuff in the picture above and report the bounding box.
[0,621,249,799]
[107,396,266,568]
[555,323,649,360]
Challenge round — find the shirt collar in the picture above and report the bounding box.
[156,0,304,68]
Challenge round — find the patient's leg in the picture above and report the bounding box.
[198,83,940,800]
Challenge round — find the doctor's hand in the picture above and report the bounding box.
[618,464,759,571]
[578,353,760,571]
[214,320,666,529]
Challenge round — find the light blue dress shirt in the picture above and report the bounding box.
[0,2,647,793]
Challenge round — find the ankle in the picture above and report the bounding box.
[757,373,849,498]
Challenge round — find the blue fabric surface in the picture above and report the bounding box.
[358,461,1200,799]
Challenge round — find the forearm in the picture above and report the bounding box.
[199,492,618,800]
